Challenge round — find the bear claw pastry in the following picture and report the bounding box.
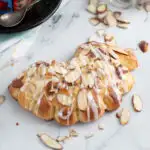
[8,42,138,126]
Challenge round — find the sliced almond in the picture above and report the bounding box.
[98,123,104,130]
[120,108,130,125]
[0,95,5,105]
[97,4,107,14]
[117,18,130,24]
[64,69,81,83]
[82,72,95,88]
[132,94,143,112]
[105,13,117,27]
[87,4,97,14]
[56,136,69,142]
[108,45,128,55]
[89,0,98,6]
[37,133,63,150]
[104,34,114,42]
[54,64,67,75]
[116,110,122,119]
[84,132,94,139]
[117,23,128,29]
[77,89,88,111]
[57,94,72,106]
[97,12,107,20]
[89,18,100,26]
[69,129,79,137]
[113,11,122,19]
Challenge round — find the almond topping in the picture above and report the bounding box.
[132,94,143,112]
[54,64,67,75]
[98,123,104,130]
[108,45,128,55]
[117,18,130,24]
[87,4,97,14]
[117,23,128,29]
[57,94,72,106]
[37,133,63,150]
[105,12,117,27]
[0,95,5,105]
[56,136,69,142]
[89,18,100,26]
[77,89,88,111]
[104,34,114,42]
[69,129,79,137]
[84,132,94,139]
[113,11,122,19]
[97,4,107,14]
[120,108,130,125]
[139,40,149,53]
[65,69,81,83]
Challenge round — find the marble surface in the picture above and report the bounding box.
[0,0,150,150]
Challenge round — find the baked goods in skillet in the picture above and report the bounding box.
[8,41,138,125]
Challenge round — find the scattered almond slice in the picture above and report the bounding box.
[120,108,130,125]
[0,95,5,105]
[57,94,72,106]
[108,45,128,55]
[87,4,97,14]
[97,4,107,14]
[89,18,100,26]
[56,136,69,142]
[139,40,149,53]
[84,132,94,139]
[104,34,114,42]
[117,18,130,24]
[98,123,104,130]
[132,94,143,112]
[69,129,79,137]
[37,133,63,150]
[77,89,88,111]
[113,11,122,19]
[117,23,128,29]
[105,13,117,27]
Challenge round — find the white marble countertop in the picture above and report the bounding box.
[1,0,150,150]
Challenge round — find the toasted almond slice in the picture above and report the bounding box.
[37,133,63,150]
[87,4,97,14]
[0,95,5,105]
[97,4,107,14]
[117,23,128,29]
[117,18,130,24]
[85,132,94,139]
[65,69,81,83]
[105,13,117,27]
[69,129,79,137]
[104,34,114,42]
[108,45,128,55]
[78,89,88,111]
[54,64,67,75]
[113,11,122,19]
[120,108,130,125]
[89,18,100,26]
[57,94,72,106]
[82,72,95,88]
[56,136,69,142]
[132,94,143,112]
[97,12,107,20]
[98,123,104,130]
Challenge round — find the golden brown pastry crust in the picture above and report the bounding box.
[8,42,138,125]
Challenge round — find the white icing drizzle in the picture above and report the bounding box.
[87,91,98,120]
